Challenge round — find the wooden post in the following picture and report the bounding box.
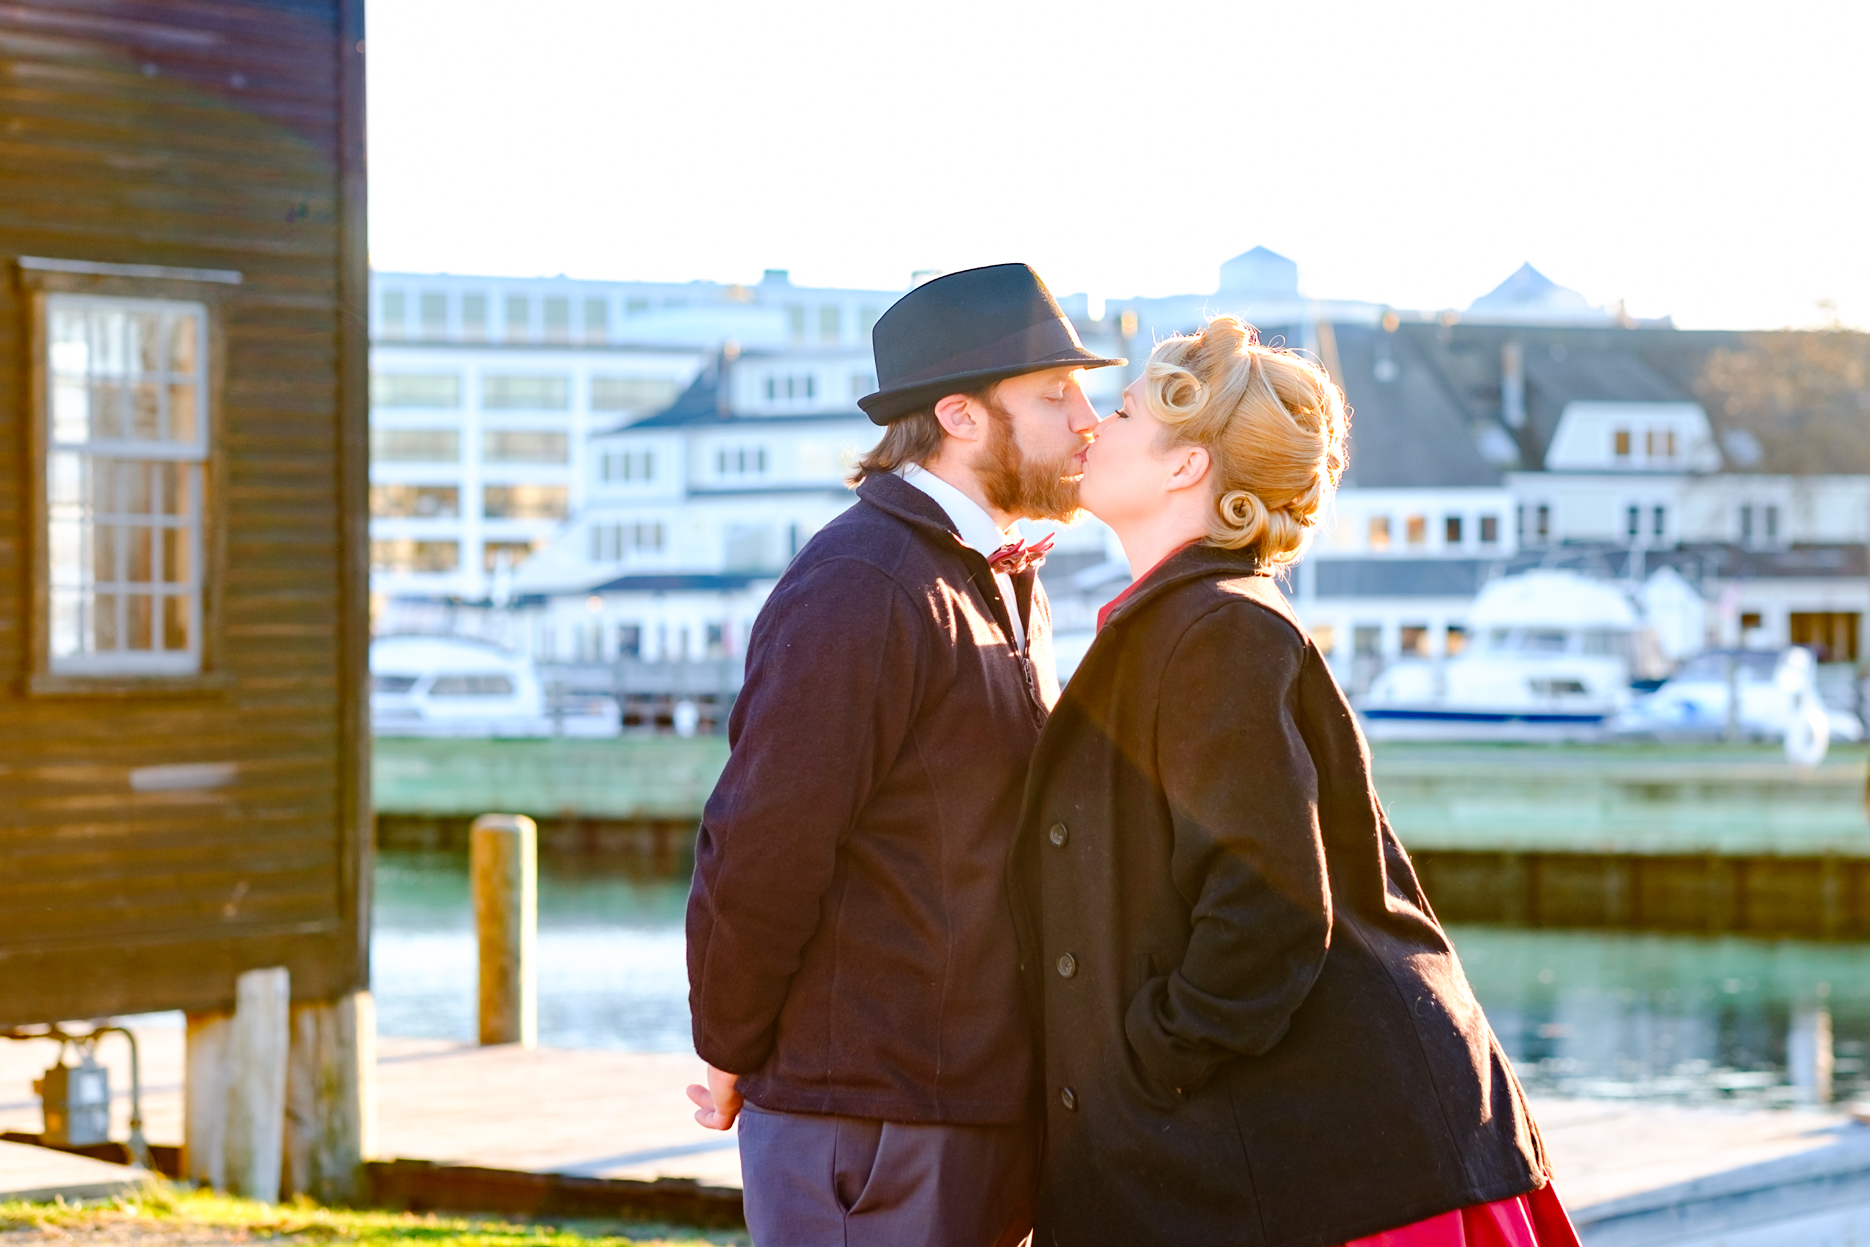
[283,990,377,1204]
[185,966,291,1201]
[472,814,537,1047]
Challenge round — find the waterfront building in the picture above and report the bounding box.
[367,267,907,602]
[1304,293,1870,689]
[0,0,371,1199]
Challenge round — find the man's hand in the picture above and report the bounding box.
[686,1063,743,1131]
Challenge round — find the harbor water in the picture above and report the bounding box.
[372,848,1870,1105]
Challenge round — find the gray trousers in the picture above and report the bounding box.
[737,1102,1037,1247]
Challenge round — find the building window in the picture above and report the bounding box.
[591,376,679,412]
[715,445,769,476]
[583,297,609,343]
[1367,515,1391,551]
[379,290,406,338]
[370,539,459,573]
[483,540,539,572]
[1790,612,1861,663]
[1536,504,1550,543]
[462,293,488,340]
[1444,515,1463,545]
[819,306,841,343]
[1353,625,1383,658]
[370,484,459,518]
[44,295,210,675]
[626,298,649,315]
[1400,625,1430,656]
[371,428,460,462]
[542,296,571,343]
[858,306,880,335]
[370,373,461,408]
[1479,514,1500,544]
[503,294,530,341]
[482,374,571,409]
[601,450,656,482]
[1627,505,1641,541]
[787,306,806,343]
[588,522,666,560]
[1405,515,1427,547]
[1445,624,1469,655]
[1309,623,1337,656]
[1614,428,1631,458]
[1764,504,1779,543]
[1653,505,1667,540]
[1739,504,1754,543]
[617,624,642,658]
[419,291,447,339]
[851,371,877,398]
[482,430,569,463]
[482,484,569,519]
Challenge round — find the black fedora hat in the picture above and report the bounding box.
[858,263,1125,425]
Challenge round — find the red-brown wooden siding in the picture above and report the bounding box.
[0,0,369,1025]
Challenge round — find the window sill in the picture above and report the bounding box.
[28,670,235,698]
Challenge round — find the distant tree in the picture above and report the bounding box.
[1694,330,1870,474]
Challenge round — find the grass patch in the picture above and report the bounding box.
[0,1185,746,1247]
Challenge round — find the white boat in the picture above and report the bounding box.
[1358,571,1669,733]
[1615,647,1864,748]
[370,634,620,737]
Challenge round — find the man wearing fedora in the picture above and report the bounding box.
[685,264,1122,1246]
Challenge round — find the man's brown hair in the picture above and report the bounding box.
[847,383,997,486]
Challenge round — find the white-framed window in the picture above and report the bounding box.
[45,294,209,675]
[715,445,769,477]
[600,449,656,482]
[588,521,666,560]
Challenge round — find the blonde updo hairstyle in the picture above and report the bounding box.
[1141,316,1348,566]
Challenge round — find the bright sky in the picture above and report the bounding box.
[366,0,1870,330]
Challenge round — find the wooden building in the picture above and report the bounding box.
[0,0,370,1202]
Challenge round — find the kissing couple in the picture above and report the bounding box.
[685,265,1580,1247]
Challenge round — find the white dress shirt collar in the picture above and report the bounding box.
[896,463,1022,557]
[896,464,1028,650]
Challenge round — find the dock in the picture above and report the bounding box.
[10,1022,1870,1242]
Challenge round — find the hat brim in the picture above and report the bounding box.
[857,350,1127,426]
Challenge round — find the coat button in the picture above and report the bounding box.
[1048,822,1069,847]
[1056,953,1077,978]
[1060,1086,1078,1111]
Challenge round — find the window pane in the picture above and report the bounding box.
[504,295,529,341]
[583,298,608,342]
[170,314,198,373]
[126,593,154,650]
[419,292,448,337]
[483,540,539,571]
[482,374,570,409]
[370,484,461,518]
[482,430,568,463]
[462,293,488,340]
[162,527,189,582]
[370,428,460,462]
[482,484,568,519]
[127,526,153,582]
[590,376,679,412]
[371,373,461,408]
[370,539,460,573]
[162,593,190,651]
[542,296,570,342]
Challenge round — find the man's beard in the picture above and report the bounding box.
[979,395,1085,523]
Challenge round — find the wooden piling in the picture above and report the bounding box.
[472,815,538,1048]
[185,966,290,1201]
[283,989,378,1203]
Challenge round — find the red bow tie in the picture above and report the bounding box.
[987,533,1054,574]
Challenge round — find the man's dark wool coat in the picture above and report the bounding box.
[1013,544,1549,1247]
[687,470,1056,1124]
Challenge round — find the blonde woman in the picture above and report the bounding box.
[1010,317,1578,1247]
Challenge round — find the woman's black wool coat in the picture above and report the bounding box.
[1011,544,1548,1247]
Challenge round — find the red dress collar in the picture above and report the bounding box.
[1096,543,1197,632]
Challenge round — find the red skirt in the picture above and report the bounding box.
[1337,1183,1581,1247]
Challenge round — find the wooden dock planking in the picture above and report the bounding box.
[13,1021,1870,1226]
[0,1028,740,1190]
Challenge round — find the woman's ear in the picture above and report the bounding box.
[1164,443,1212,493]
[933,392,985,443]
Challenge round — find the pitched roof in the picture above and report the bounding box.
[1331,323,1506,488]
